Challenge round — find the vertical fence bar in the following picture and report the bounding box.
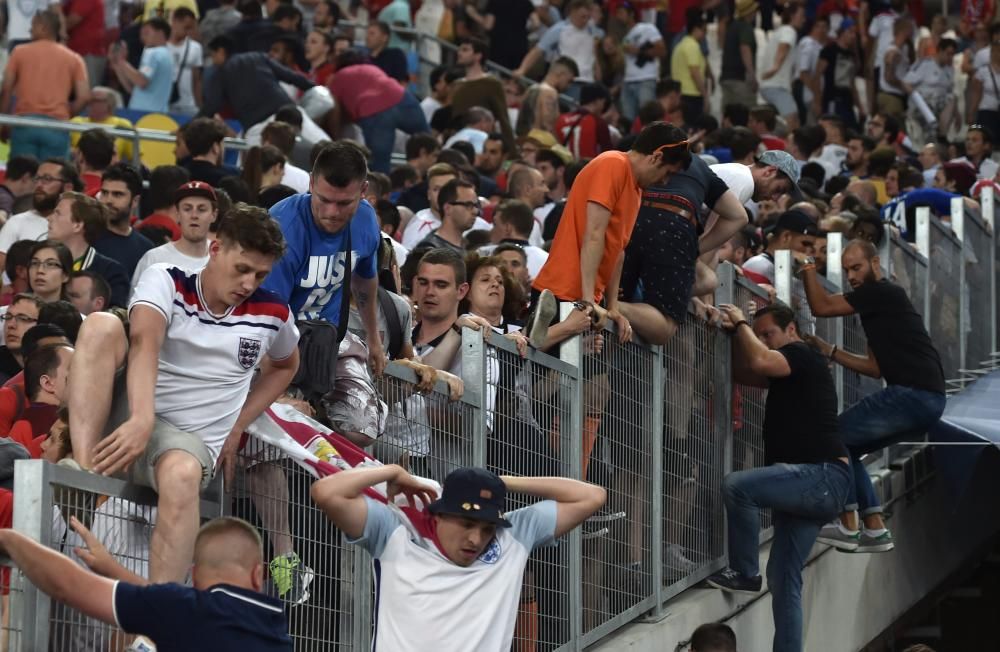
[558,302,583,651]
[984,186,997,354]
[462,328,488,468]
[12,460,53,651]
[878,225,892,276]
[649,339,665,619]
[916,208,932,331]
[827,233,845,409]
[714,264,736,559]
[952,198,967,372]
[774,250,793,306]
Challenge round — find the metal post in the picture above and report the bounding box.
[774,250,793,306]
[879,225,892,276]
[916,208,932,331]
[649,340,665,618]
[12,460,53,650]
[558,302,583,651]
[826,234,845,410]
[461,328,487,467]
[714,264,736,556]
[983,187,997,353]
[952,198,967,371]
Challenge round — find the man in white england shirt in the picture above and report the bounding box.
[311,465,605,652]
[65,203,300,585]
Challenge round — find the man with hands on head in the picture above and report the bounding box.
[708,302,850,652]
[791,239,945,553]
[311,464,605,652]
[65,204,300,585]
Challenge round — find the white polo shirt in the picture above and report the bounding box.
[350,497,557,652]
[130,264,299,460]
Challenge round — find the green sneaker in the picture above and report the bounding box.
[269,552,315,605]
[855,529,895,553]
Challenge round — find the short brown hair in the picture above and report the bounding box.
[495,199,534,237]
[215,203,286,259]
[261,121,297,157]
[61,192,110,245]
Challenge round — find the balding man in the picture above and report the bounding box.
[508,167,549,246]
[793,239,945,554]
[0,516,291,650]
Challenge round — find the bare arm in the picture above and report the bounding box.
[884,50,903,88]
[514,47,544,78]
[0,529,117,626]
[580,201,612,302]
[499,475,606,538]
[0,61,16,114]
[763,43,791,80]
[739,44,756,87]
[310,464,437,539]
[70,74,92,115]
[70,516,149,586]
[192,66,203,108]
[806,334,881,378]
[798,264,855,317]
[968,77,983,123]
[692,259,718,296]
[354,274,387,376]
[537,86,560,132]
[733,321,793,377]
[700,190,748,253]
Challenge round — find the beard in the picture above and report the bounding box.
[110,207,131,226]
[33,189,60,214]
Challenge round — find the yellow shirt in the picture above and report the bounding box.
[142,0,199,20]
[71,116,136,163]
[670,35,706,98]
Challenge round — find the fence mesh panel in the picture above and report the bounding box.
[662,316,726,594]
[929,219,963,378]
[484,339,576,650]
[1,568,22,651]
[964,217,993,369]
[231,437,357,650]
[574,330,657,635]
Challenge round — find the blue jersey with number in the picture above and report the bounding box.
[263,193,380,322]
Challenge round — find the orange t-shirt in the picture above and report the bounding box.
[533,151,641,303]
[7,40,87,120]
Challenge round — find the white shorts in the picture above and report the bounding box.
[760,86,798,117]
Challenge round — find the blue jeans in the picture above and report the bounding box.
[620,79,657,124]
[9,114,70,160]
[358,90,429,173]
[839,385,946,515]
[724,461,851,652]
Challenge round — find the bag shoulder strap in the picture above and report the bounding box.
[174,38,191,84]
[337,223,352,342]
[377,287,403,360]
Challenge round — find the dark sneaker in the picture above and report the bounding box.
[816,522,860,552]
[526,289,557,349]
[270,552,315,605]
[707,568,762,595]
[855,529,895,553]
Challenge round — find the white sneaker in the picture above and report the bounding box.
[126,636,157,651]
[664,543,698,573]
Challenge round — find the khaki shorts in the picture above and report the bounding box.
[104,369,214,492]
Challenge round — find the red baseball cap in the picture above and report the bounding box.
[174,180,217,205]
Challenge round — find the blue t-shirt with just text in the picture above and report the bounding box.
[263,193,380,322]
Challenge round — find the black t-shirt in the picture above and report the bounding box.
[0,347,20,385]
[652,155,728,226]
[486,0,534,69]
[93,229,155,278]
[373,47,409,83]
[763,342,846,465]
[819,44,856,105]
[721,18,756,81]
[845,279,945,393]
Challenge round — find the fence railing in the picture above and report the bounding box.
[1,194,995,650]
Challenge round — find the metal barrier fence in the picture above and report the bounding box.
[2,213,996,650]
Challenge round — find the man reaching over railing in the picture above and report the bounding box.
[794,239,946,553]
[709,303,851,652]
[310,465,605,651]
[63,204,300,585]
[0,516,292,650]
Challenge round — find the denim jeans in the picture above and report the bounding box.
[358,90,429,173]
[620,79,657,124]
[724,461,851,652]
[839,385,946,515]
[9,115,70,160]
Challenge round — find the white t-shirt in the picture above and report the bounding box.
[0,210,49,253]
[349,497,557,652]
[973,46,991,72]
[952,155,1000,181]
[400,208,492,250]
[131,242,209,292]
[421,96,443,123]
[623,22,662,82]
[478,242,549,279]
[130,264,299,460]
[975,65,1000,112]
[710,163,756,204]
[868,11,898,70]
[742,252,775,282]
[7,0,60,41]
[558,24,597,81]
[761,24,798,89]
[166,38,204,114]
[904,58,954,103]
[444,127,489,154]
[281,163,310,193]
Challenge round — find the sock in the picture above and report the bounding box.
[837,522,859,535]
[863,527,887,537]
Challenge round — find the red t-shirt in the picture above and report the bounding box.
[328,64,404,121]
[554,111,612,159]
[760,135,787,151]
[82,172,102,197]
[66,0,107,56]
[139,213,181,241]
[309,62,335,88]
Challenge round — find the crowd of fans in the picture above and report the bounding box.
[0,0,986,649]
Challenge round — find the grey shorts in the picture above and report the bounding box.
[760,86,797,117]
[105,370,214,492]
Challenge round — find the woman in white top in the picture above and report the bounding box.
[760,3,806,130]
[968,38,1000,138]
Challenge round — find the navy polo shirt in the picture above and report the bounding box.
[113,581,292,651]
